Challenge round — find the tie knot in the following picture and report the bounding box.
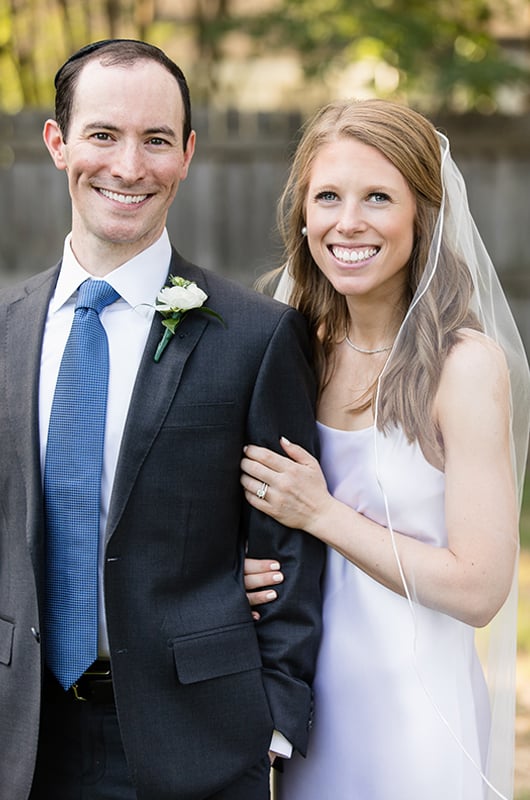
[76,280,120,314]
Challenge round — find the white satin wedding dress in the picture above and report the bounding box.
[277,421,491,800]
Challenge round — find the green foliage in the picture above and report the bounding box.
[0,0,528,113]
[0,0,165,112]
[237,0,530,112]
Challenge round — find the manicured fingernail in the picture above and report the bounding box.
[270,561,280,570]
[280,436,291,445]
[272,573,283,583]
[266,591,277,600]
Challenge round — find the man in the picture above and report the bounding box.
[0,40,324,800]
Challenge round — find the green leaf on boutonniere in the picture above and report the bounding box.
[153,276,224,362]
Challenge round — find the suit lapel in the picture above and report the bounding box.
[105,254,211,540]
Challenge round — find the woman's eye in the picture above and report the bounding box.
[315,190,338,202]
[369,192,390,203]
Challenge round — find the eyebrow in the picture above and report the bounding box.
[311,182,399,196]
[82,122,178,138]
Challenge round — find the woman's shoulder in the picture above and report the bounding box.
[436,328,510,415]
[445,328,508,379]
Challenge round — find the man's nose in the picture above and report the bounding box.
[110,142,147,183]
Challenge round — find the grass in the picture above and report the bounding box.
[519,474,530,654]
[519,552,530,654]
[520,473,530,550]
[516,473,530,799]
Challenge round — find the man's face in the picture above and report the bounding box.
[44,58,195,271]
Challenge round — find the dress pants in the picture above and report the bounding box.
[30,670,271,800]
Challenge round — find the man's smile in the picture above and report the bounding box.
[98,188,149,205]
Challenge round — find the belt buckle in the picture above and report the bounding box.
[71,660,111,702]
[71,682,88,702]
[85,659,111,678]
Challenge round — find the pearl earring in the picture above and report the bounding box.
[301,226,307,236]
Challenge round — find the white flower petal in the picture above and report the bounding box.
[156,282,208,311]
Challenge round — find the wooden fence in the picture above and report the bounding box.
[1,108,529,354]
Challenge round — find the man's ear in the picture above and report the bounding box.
[43,119,68,171]
[180,129,196,180]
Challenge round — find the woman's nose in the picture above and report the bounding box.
[336,201,366,236]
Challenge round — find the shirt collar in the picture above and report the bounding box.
[50,230,172,317]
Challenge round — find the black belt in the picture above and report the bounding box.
[44,660,114,705]
[71,659,113,704]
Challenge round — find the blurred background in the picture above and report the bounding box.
[0,0,529,794]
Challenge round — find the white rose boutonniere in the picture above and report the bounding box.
[153,275,224,362]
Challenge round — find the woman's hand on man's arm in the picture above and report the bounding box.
[244,558,284,620]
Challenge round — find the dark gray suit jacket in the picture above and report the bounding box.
[0,249,325,800]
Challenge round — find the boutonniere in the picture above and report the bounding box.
[153,275,224,362]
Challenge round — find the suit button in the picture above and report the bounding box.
[30,627,41,643]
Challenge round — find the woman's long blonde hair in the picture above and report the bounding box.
[269,99,481,450]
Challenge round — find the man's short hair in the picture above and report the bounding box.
[54,39,192,148]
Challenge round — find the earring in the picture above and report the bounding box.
[301,225,307,236]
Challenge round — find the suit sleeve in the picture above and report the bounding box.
[245,305,325,756]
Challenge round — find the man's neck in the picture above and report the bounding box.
[69,231,166,276]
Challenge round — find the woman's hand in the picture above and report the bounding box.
[241,436,332,532]
[244,558,284,620]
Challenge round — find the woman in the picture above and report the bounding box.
[241,99,530,800]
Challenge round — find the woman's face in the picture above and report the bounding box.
[304,136,416,303]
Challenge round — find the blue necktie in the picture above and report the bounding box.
[44,279,120,690]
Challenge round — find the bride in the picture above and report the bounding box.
[241,99,530,800]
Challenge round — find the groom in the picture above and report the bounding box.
[0,40,324,800]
